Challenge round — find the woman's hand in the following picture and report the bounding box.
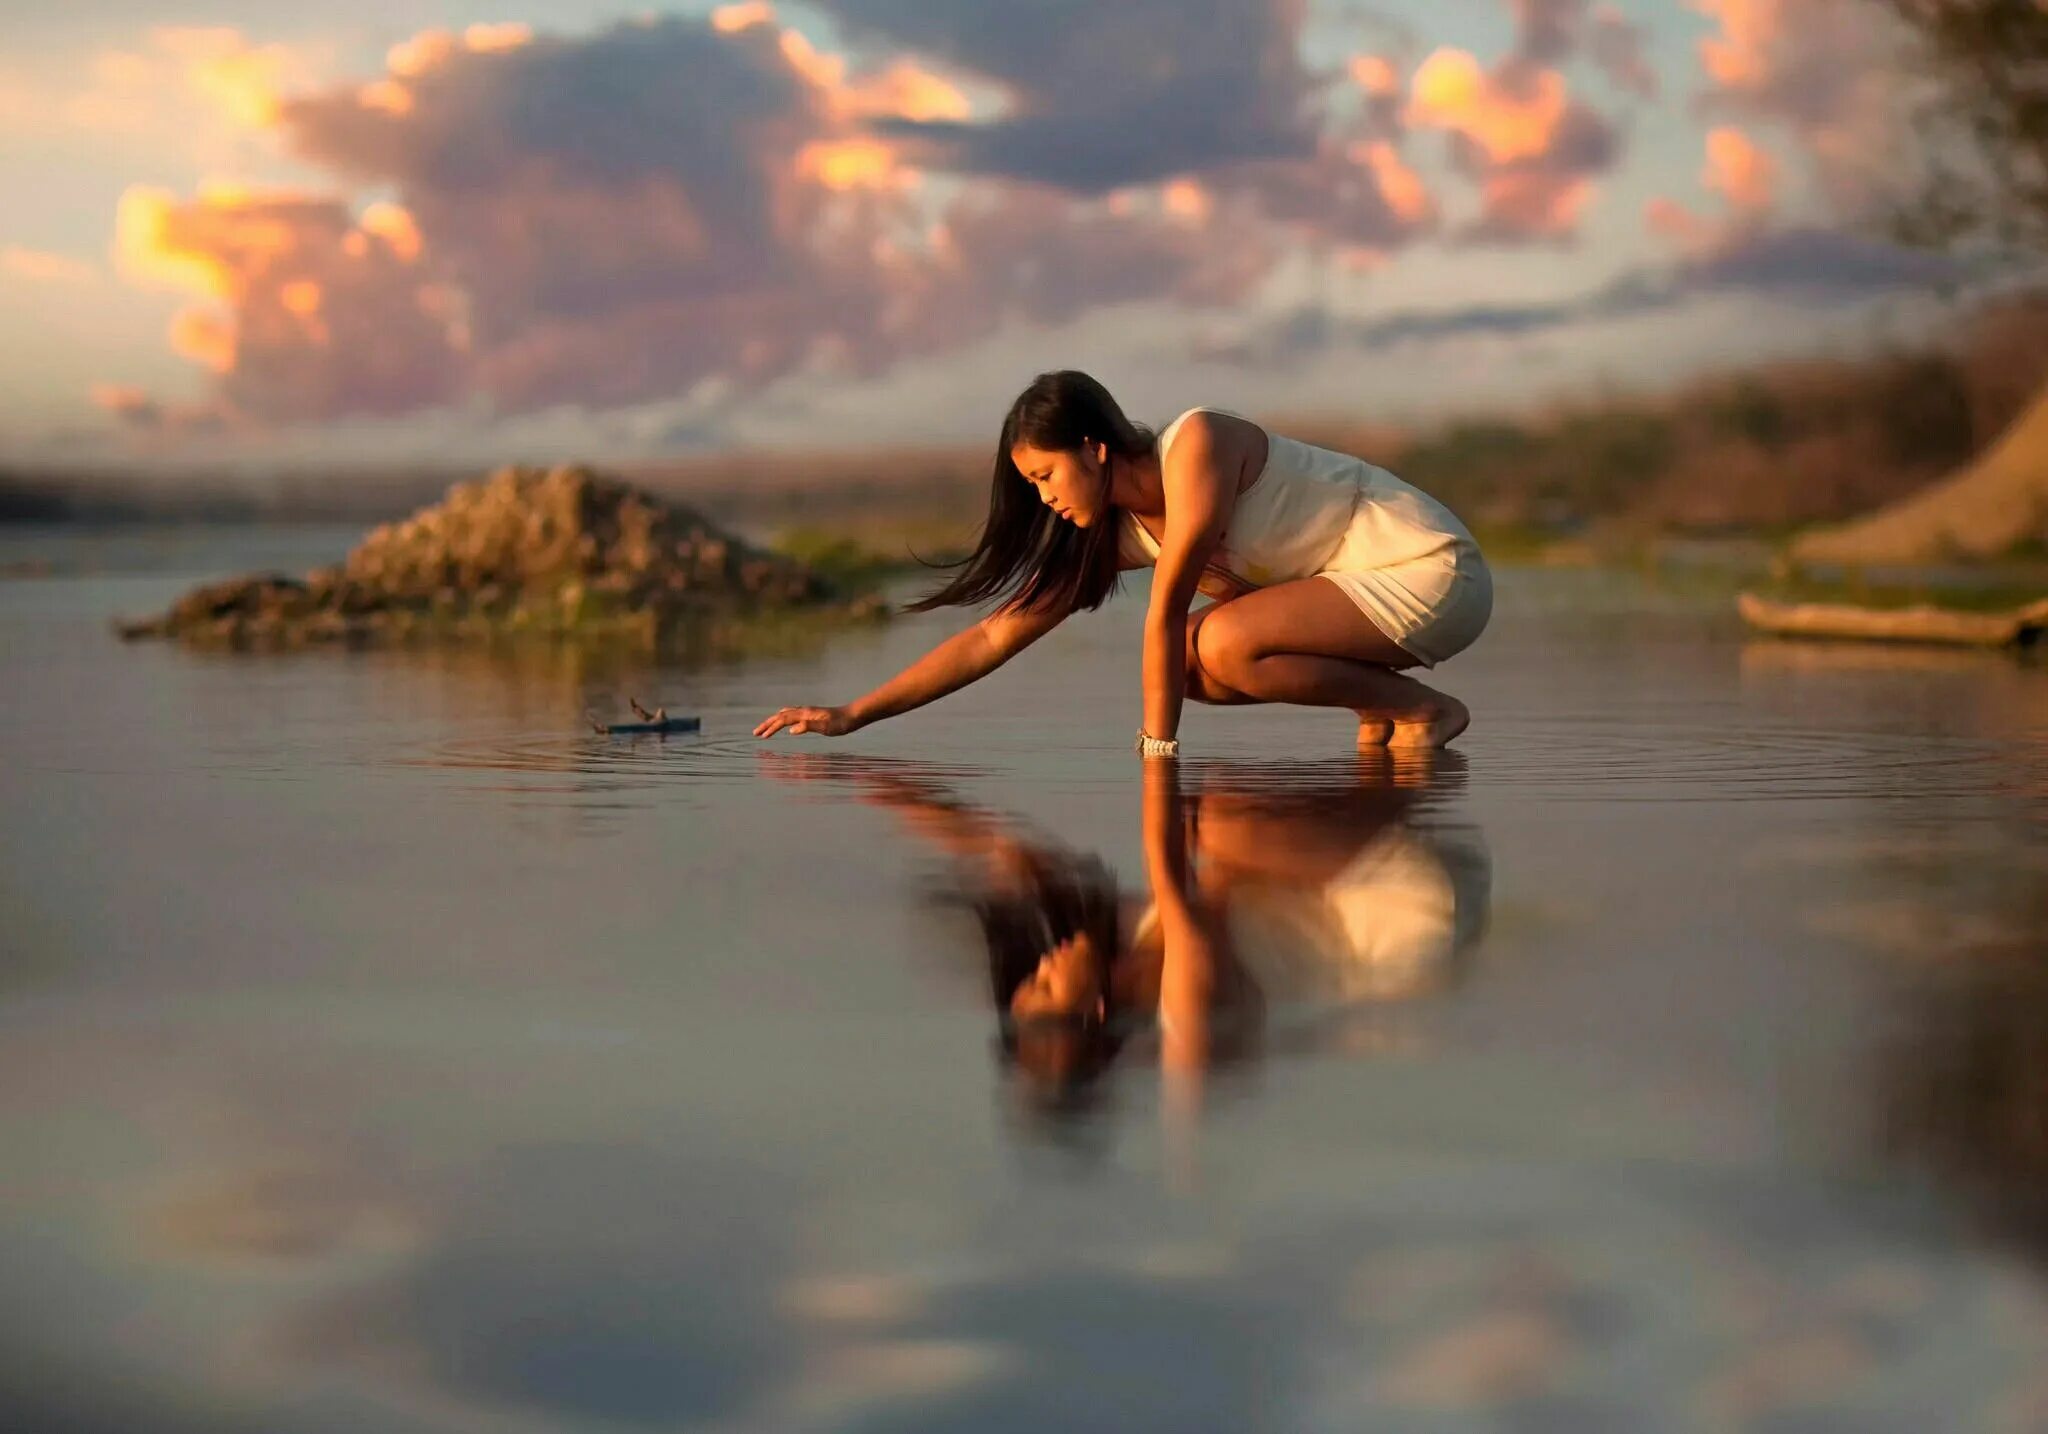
[753,704,862,738]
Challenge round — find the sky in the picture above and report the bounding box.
[0,0,1977,474]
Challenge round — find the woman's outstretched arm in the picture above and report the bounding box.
[753,600,1067,738]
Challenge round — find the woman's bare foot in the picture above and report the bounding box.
[1354,712,1394,747]
[1388,693,1469,749]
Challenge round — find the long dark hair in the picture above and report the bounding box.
[963,843,1130,1108]
[905,370,1154,616]
[972,846,1125,1023]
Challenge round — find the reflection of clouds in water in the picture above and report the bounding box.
[819,1250,1329,1432]
[766,1188,2048,1432]
[1757,794,2048,1260]
[1754,830,2048,874]
[1770,824,2048,966]
[29,1050,2048,1432]
[254,1141,824,1429]
[17,1148,2048,1425]
[137,1164,419,1269]
[769,1339,1022,1430]
[228,1144,1029,1433]
[1803,897,2030,957]
[204,1141,1038,1433]
[1873,929,2048,1260]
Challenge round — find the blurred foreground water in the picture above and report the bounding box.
[4,525,2048,1431]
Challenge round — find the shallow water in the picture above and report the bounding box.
[4,529,2048,1431]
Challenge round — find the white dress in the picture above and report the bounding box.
[1119,406,1493,667]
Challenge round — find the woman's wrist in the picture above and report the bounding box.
[1136,729,1180,758]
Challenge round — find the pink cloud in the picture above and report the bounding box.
[1406,44,1620,242]
[2,246,99,284]
[1689,0,1900,212]
[92,3,1645,430]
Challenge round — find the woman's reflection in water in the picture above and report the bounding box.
[766,749,1490,1142]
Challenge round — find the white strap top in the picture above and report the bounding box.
[1120,406,1474,599]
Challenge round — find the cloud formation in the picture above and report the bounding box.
[1403,0,1630,242]
[114,182,465,422]
[88,383,164,428]
[1640,0,1929,306]
[1646,123,1778,249]
[1688,0,1900,210]
[2,246,98,284]
[1589,5,1659,98]
[815,0,1319,190]
[62,26,323,134]
[89,9,1407,427]
[1200,223,1964,365]
[91,2,1659,432]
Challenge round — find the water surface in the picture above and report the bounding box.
[4,530,2048,1431]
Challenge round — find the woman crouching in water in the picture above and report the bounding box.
[754,370,1491,752]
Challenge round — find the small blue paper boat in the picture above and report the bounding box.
[587,697,702,735]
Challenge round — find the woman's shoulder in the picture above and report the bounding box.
[1157,406,1209,453]
[1159,405,1258,458]
[1167,403,1251,429]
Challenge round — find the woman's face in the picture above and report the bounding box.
[1009,931,1105,1020]
[1010,440,1105,528]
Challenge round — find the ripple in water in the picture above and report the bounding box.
[1464,715,2021,803]
[399,730,1004,803]
[393,711,2035,807]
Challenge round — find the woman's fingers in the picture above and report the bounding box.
[755,705,829,738]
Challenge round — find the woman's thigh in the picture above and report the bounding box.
[1195,576,1420,672]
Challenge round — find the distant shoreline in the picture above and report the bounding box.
[0,452,989,532]
[9,286,2048,557]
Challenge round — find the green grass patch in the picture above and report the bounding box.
[771,522,970,594]
[1751,571,2048,613]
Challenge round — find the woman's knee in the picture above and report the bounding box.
[1185,606,1245,705]
[1187,662,1245,705]
[1193,605,1261,687]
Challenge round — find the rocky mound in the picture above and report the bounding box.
[116,464,887,648]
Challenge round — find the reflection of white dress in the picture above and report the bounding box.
[1132,827,1490,1005]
